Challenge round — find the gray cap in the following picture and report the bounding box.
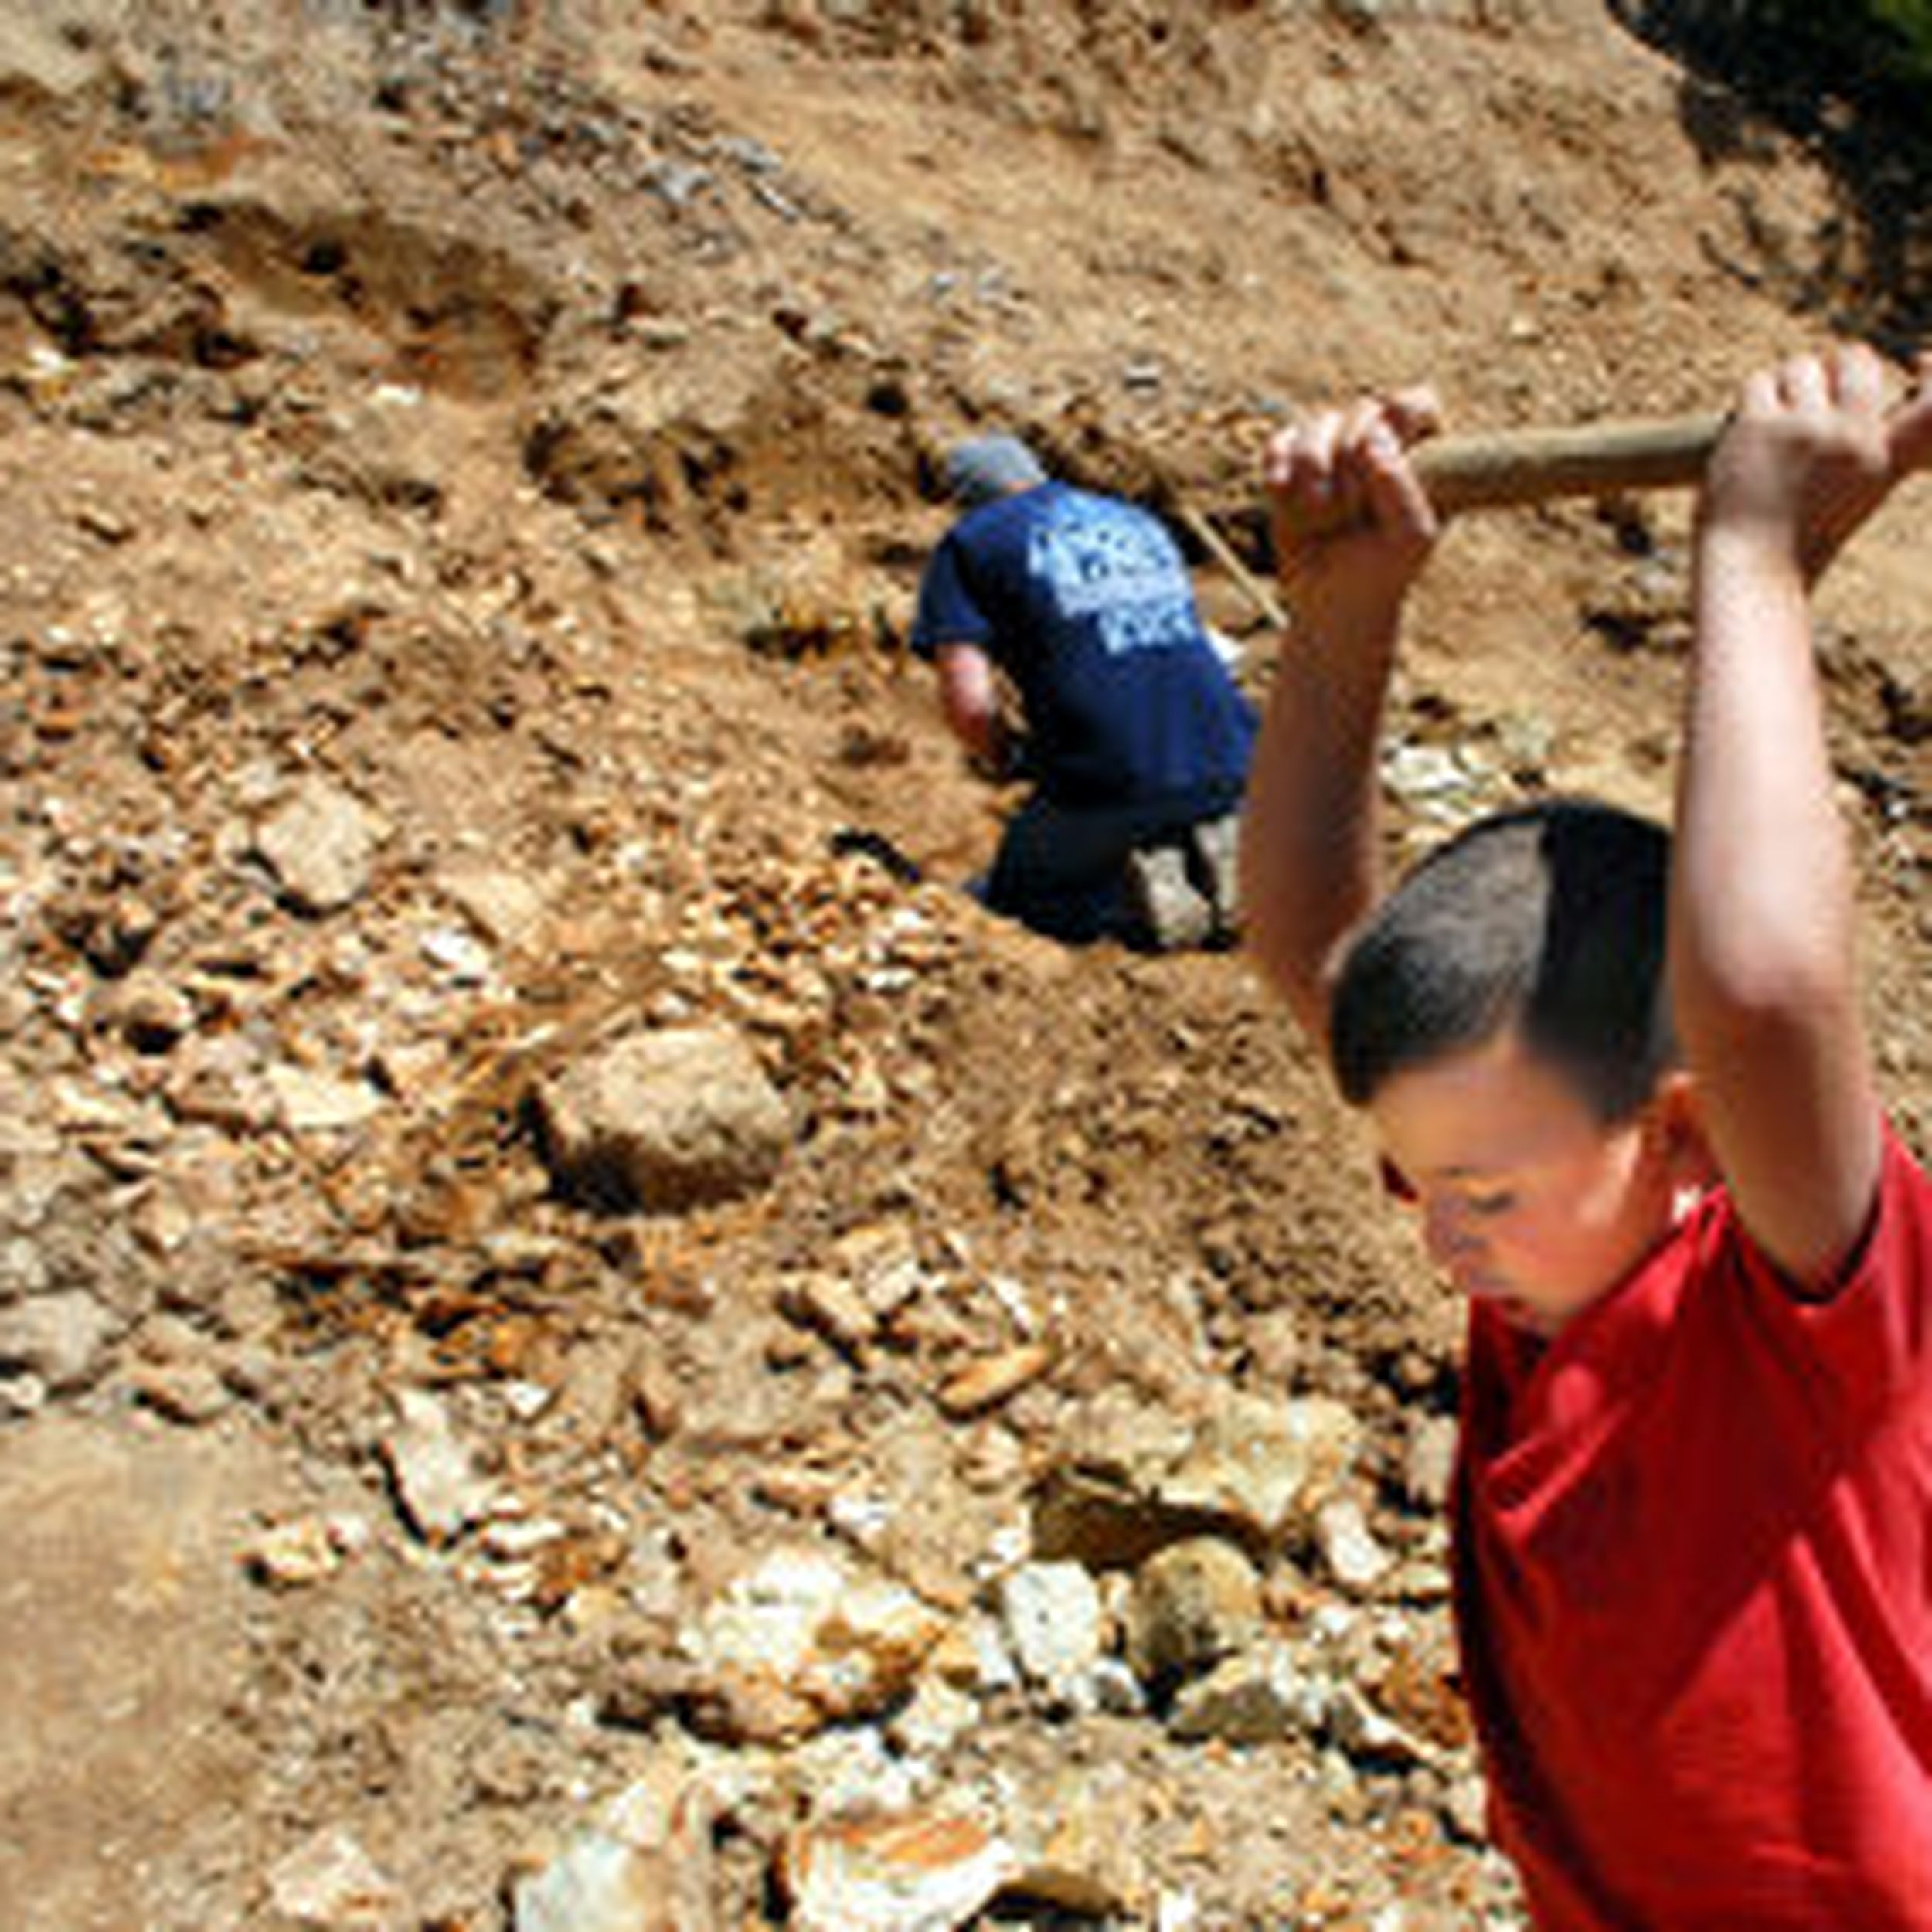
[944,433,1048,509]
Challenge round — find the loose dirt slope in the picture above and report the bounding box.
[1,3,1927,1927]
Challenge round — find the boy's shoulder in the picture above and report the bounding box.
[1672,1125,1931,1366]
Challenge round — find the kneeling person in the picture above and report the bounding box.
[913,434,1257,948]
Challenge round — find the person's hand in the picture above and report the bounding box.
[1894,349,1932,473]
[1702,344,1932,584]
[1262,387,1444,638]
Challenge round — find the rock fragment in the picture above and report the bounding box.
[934,1341,1053,1418]
[1402,1413,1460,1512]
[830,1223,927,1322]
[884,1672,981,1756]
[994,1560,1105,1713]
[127,1355,232,1424]
[777,1269,879,1355]
[266,1826,401,1929]
[1124,1536,1264,1694]
[243,1515,367,1589]
[1033,1390,1362,1566]
[269,1063,386,1133]
[1314,1496,1393,1593]
[534,1025,790,1212]
[512,1815,716,1932]
[440,862,551,952]
[380,1388,498,1544]
[0,1291,117,1391]
[781,1809,1019,1932]
[1168,1641,1310,1747]
[512,1833,662,1932]
[254,777,389,915]
[96,971,196,1053]
[1001,1764,1150,1917]
[0,9,104,98]
[682,1547,947,1743]
[1325,1680,1446,1770]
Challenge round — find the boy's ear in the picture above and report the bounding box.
[1648,1072,1718,1190]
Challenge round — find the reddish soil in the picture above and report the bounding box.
[0,3,1926,1926]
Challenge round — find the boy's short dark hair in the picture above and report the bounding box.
[1329,797,1677,1122]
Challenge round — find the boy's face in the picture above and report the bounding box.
[1366,1029,1684,1339]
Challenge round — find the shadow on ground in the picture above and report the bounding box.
[1610,0,1932,352]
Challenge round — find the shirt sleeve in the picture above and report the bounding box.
[910,532,992,661]
[1733,1124,1932,1417]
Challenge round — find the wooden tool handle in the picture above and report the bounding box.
[1411,410,1729,512]
[1274,410,1730,543]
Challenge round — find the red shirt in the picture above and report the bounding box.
[1457,1128,1932,1929]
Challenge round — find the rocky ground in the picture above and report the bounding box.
[1,3,1928,1928]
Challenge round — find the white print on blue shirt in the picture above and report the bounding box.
[1027,498,1196,658]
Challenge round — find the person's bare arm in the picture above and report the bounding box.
[1241,393,1442,1046]
[1672,346,1932,1286]
[934,642,1007,770]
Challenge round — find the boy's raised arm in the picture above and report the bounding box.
[1241,393,1441,1046]
[1672,346,1932,1287]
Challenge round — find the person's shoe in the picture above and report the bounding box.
[1188,812,1242,944]
[1125,842,1213,951]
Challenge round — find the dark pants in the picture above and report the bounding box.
[982,789,1236,947]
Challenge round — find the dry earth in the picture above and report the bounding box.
[1,2,1927,1928]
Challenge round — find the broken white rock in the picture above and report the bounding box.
[440,863,551,952]
[0,1231,50,1300]
[517,1738,735,1932]
[927,1608,1020,1698]
[995,1560,1105,1714]
[255,777,389,915]
[831,1223,927,1320]
[1160,1394,1365,1546]
[381,1388,498,1545]
[513,1835,658,1932]
[535,1025,790,1212]
[270,1063,386,1133]
[827,1489,896,1550]
[1090,1655,1148,1717]
[1315,1495,1394,1593]
[689,1547,946,1730]
[420,923,493,985]
[1402,1413,1460,1512]
[0,1290,117,1390]
[1168,1641,1311,1747]
[777,1269,879,1354]
[0,1372,46,1417]
[512,1825,716,1932]
[1325,1680,1446,1771]
[244,1515,367,1589]
[886,1671,982,1757]
[1380,740,1502,824]
[1036,1389,1362,1565]
[266,1826,401,1929]
[782,1809,1019,1932]
[781,1725,923,1817]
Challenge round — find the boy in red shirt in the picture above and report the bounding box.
[1241,345,1932,1927]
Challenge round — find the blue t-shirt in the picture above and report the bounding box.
[911,483,1257,809]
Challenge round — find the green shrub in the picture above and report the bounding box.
[1762,0,1932,99]
[1862,1,1932,77]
